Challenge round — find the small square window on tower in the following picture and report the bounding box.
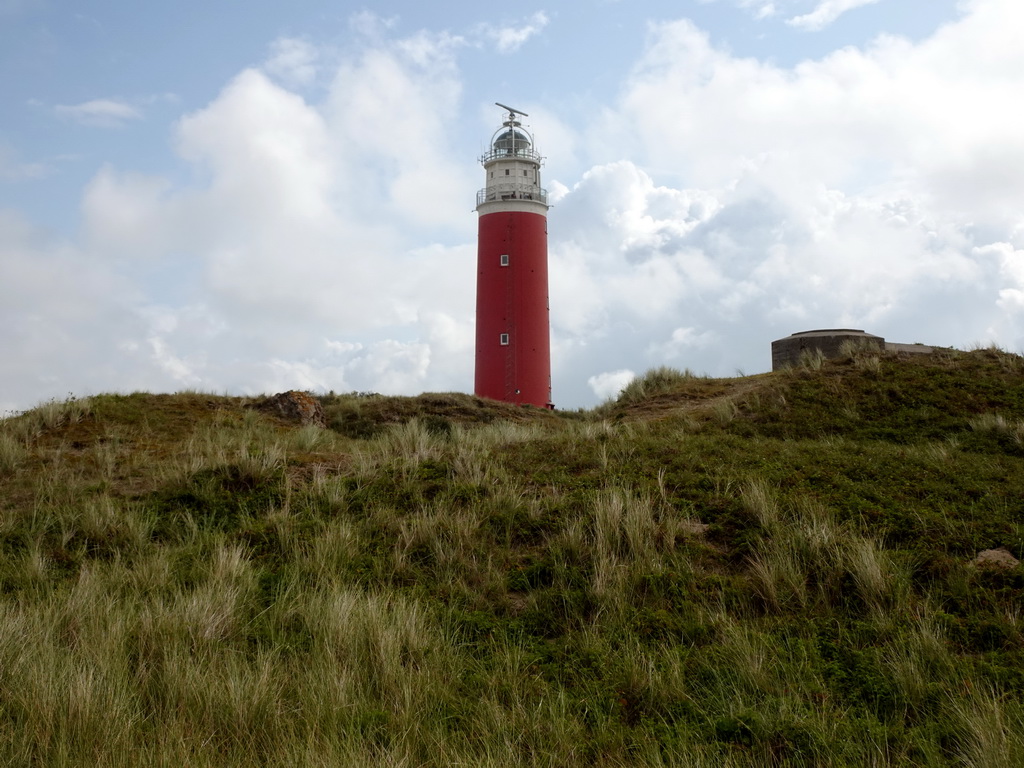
[505,169,510,175]
[500,254,509,266]
[499,333,510,346]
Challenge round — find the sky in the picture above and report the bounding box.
[2,0,1023,413]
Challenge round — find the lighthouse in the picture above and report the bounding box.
[474,103,553,408]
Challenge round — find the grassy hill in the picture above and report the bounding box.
[1,345,1022,766]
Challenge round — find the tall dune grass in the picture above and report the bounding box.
[1,383,1023,765]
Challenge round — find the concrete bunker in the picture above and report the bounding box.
[771,329,934,371]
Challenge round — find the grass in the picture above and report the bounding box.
[612,366,709,407]
[1,350,1023,764]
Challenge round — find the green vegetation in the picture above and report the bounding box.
[1,347,1023,766]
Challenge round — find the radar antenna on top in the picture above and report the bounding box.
[495,102,528,122]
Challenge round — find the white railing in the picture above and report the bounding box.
[477,184,548,206]
[479,146,543,164]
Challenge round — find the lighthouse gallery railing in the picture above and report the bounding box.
[477,184,549,206]
[479,146,543,164]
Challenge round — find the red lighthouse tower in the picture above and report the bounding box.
[474,103,552,408]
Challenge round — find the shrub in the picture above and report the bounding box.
[615,367,703,406]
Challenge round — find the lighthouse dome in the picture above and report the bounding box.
[492,127,532,156]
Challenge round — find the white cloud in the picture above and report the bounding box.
[605,5,1024,230]
[647,327,718,361]
[549,161,722,340]
[541,0,1024,404]
[324,32,474,231]
[703,0,878,24]
[264,37,319,87]
[977,243,1024,318]
[81,167,175,258]
[738,0,778,19]
[588,369,636,401]
[55,99,142,127]
[478,12,549,54]
[0,209,203,411]
[787,0,882,30]
[349,10,398,39]
[63,30,477,406]
[148,336,201,384]
[257,359,348,394]
[325,339,363,354]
